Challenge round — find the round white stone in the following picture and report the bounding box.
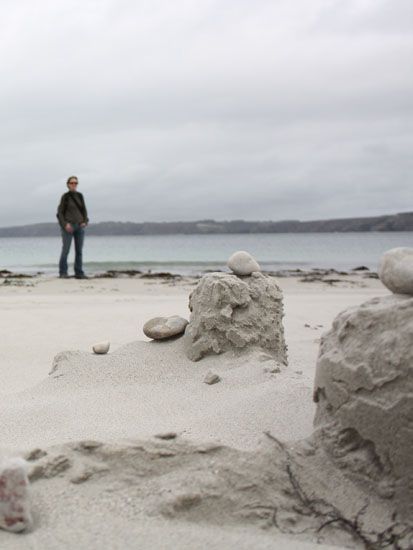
[92,341,110,354]
[378,247,413,295]
[227,251,261,276]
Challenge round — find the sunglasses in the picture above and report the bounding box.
[68,181,78,185]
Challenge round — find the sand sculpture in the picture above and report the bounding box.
[1,249,412,548]
[313,248,413,521]
[183,254,287,363]
[313,294,413,523]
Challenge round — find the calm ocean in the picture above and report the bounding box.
[0,233,412,276]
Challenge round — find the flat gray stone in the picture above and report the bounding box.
[154,432,178,440]
[204,371,221,385]
[143,316,188,340]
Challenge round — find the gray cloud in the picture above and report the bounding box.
[0,0,412,226]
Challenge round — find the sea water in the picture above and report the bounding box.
[0,232,411,276]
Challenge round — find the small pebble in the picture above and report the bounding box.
[93,341,110,354]
[155,432,178,440]
[204,371,221,385]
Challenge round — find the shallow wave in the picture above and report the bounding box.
[33,259,312,276]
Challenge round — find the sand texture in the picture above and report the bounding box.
[2,273,409,549]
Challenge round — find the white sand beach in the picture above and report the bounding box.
[1,0,412,544]
[0,273,393,548]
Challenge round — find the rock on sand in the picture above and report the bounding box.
[92,341,110,354]
[204,371,221,385]
[143,316,188,340]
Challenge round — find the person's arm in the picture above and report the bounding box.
[79,193,89,226]
[57,194,73,233]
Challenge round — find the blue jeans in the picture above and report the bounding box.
[59,224,85,276]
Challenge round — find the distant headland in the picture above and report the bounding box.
[0,211,412,237]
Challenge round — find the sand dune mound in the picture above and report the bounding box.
[0,338,314,454]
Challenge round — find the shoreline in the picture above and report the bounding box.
[0,265,378,282]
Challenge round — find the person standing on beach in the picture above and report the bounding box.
[57,176,89,279]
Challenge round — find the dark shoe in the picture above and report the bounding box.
[59,274,69,279]
[75,274,89,279]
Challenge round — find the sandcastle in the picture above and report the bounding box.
[313,247,413,526]
[183,251,287,363]
[142,250,287,364]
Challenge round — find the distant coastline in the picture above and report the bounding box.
[0,211,412,237]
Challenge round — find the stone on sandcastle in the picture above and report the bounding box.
[143,316,188,340]
[0,458,32,533]
[183,269,287,362]
[227,251,261,276]
[313,293,413,523]
[378,247,413,295]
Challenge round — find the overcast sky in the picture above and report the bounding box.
[1,0,412,226]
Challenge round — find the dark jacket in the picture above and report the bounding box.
[57,191,89,228]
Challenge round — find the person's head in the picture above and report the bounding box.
[66,176,78,190]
